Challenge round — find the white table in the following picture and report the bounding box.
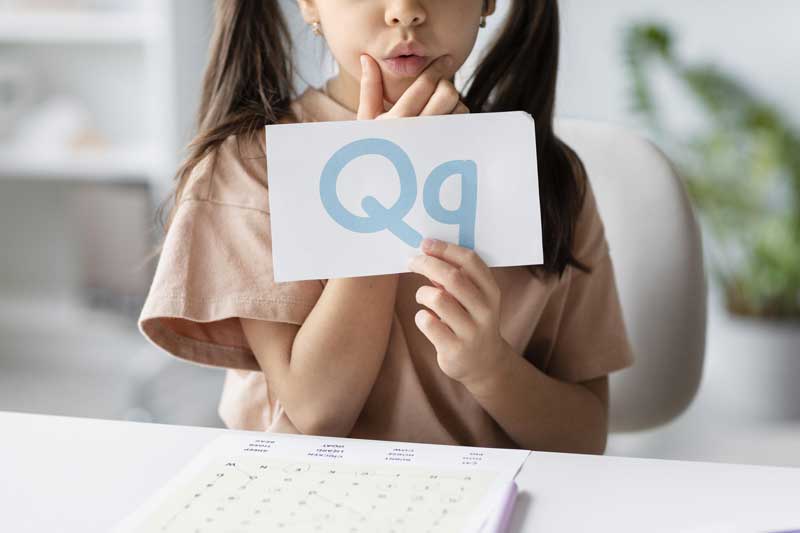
[2,410,799,532]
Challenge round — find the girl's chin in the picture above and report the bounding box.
[381,79,416,107]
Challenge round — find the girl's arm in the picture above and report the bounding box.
[241,274,399,437]
[241,53,464,437]
[463,345,609,454]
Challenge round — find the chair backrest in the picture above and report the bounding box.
[554,117,708,432]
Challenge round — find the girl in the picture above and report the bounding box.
[138,0,634,454]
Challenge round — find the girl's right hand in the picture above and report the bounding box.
[357,54,470,121]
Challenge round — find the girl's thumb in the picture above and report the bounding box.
[357,54,384,120]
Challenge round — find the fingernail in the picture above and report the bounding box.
[360,55,367,70]
[421,238,437,251]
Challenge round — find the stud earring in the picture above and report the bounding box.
[479,15,486,28]
[311,21,322,36]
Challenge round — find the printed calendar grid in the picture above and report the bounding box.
[115,433,530,533]
[138,455,499,533]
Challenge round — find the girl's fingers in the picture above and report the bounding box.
[361,53,466,119]
[421,239,499,307]
[386,54,453,117]
[415,284,473,337]
[357,54,385,120]
[414,309,458,351]
[452,101,470,114]
[408,254,486,318]
[418,78,462,116]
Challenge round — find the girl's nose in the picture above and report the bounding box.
[385,0,427,27]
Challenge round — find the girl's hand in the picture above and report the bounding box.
[358,54,470,120]
[408,238,511,389]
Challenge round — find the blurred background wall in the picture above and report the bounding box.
[0,0,220,426]
[1,0,798,465]
[557,0,800,126]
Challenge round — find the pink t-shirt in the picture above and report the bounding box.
[137,85,634,447]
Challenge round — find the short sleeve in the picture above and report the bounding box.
[544,176,635,383]
[137,134,324,371]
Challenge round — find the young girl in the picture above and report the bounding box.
[138,0,634,454]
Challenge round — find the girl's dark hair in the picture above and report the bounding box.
[149,0,590,278]
[464,0,590,276]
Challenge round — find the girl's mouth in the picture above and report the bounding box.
[382,55,429,77]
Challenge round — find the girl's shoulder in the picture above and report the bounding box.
[181,94,315,212]
[179,130,274,213]
[175,86,340,215]
[571,174,610,269]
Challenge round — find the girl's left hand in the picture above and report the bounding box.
[408,238,510,389]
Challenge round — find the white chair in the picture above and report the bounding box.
[554,118,708,432]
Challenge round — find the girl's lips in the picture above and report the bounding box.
[382,55,428,77]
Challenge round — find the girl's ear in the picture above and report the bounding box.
[296,0,320,24]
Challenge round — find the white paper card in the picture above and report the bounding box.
[266,111,543,282]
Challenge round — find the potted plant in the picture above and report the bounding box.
[624,23,800,420]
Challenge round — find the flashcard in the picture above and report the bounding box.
[265,111,542,282]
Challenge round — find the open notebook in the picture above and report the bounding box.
[114,431,530,533]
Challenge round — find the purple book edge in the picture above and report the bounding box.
[486,480,519,533]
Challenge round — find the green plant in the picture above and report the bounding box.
[624,22,800,318]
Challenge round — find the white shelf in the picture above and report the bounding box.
[0,10,165,44]
[0,0,211,191]
[0,143,161,182]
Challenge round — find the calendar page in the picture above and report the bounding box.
[114,431,530,533]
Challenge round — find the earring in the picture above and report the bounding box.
[311,21,322,36]
[479,15,486,28]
